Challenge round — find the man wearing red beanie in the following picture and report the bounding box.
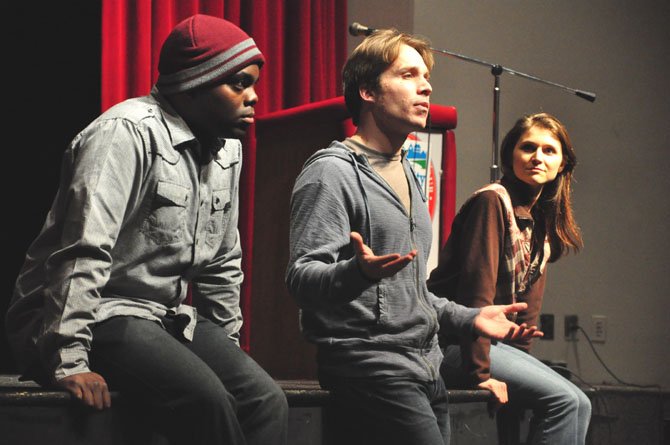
[7,14,288,444]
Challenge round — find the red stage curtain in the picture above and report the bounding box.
[101,0,348,350]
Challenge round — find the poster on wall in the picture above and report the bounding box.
[403,131,443,272]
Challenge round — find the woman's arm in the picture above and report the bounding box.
[434,191,507,385]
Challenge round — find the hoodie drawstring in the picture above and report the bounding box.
[349,152,373,247]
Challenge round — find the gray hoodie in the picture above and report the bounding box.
[286,141,479,384]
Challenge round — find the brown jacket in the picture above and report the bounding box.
[427,181,547,385]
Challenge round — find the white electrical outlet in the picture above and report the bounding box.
[592,315,607,343]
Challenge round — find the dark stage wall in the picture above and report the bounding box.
[3,2,101,372]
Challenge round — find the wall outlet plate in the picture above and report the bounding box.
[592,315,607,343]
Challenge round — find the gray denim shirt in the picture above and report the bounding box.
[7,88,244,381]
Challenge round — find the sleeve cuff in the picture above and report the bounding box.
[332,256,377,303]
[52,344,91,382]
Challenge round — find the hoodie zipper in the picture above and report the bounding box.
[409,213,439,381]
[353,147,440,380]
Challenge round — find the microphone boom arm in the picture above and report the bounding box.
[429,46,596,182]
[430,47,596,102]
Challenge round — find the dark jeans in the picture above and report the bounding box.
[324,375,451,445]
[89,315,288,445]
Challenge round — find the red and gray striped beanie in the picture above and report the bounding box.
[157,14,264,94]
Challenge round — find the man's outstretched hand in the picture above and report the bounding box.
[57,371,111,410]
[474,303,544,341]
[350,232,417,280]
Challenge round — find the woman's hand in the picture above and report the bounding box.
[478,377,508,404]
[478,377,508,418]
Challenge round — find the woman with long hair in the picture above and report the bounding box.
[428,113,591,444]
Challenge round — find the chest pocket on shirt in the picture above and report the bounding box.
[142,181,189,245]
[205,188,232,248]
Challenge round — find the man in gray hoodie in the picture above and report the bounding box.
[286,29,542,445]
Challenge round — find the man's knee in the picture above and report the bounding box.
[183,378,238,414]
[269,381,289,411]
[251,378,289,415]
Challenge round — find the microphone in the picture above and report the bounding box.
[349,22,377,37]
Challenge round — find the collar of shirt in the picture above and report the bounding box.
[151,86,233,165]
[150,86,199,153]
[500,176,535,225]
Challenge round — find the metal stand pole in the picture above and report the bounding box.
[491,65,503,183]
